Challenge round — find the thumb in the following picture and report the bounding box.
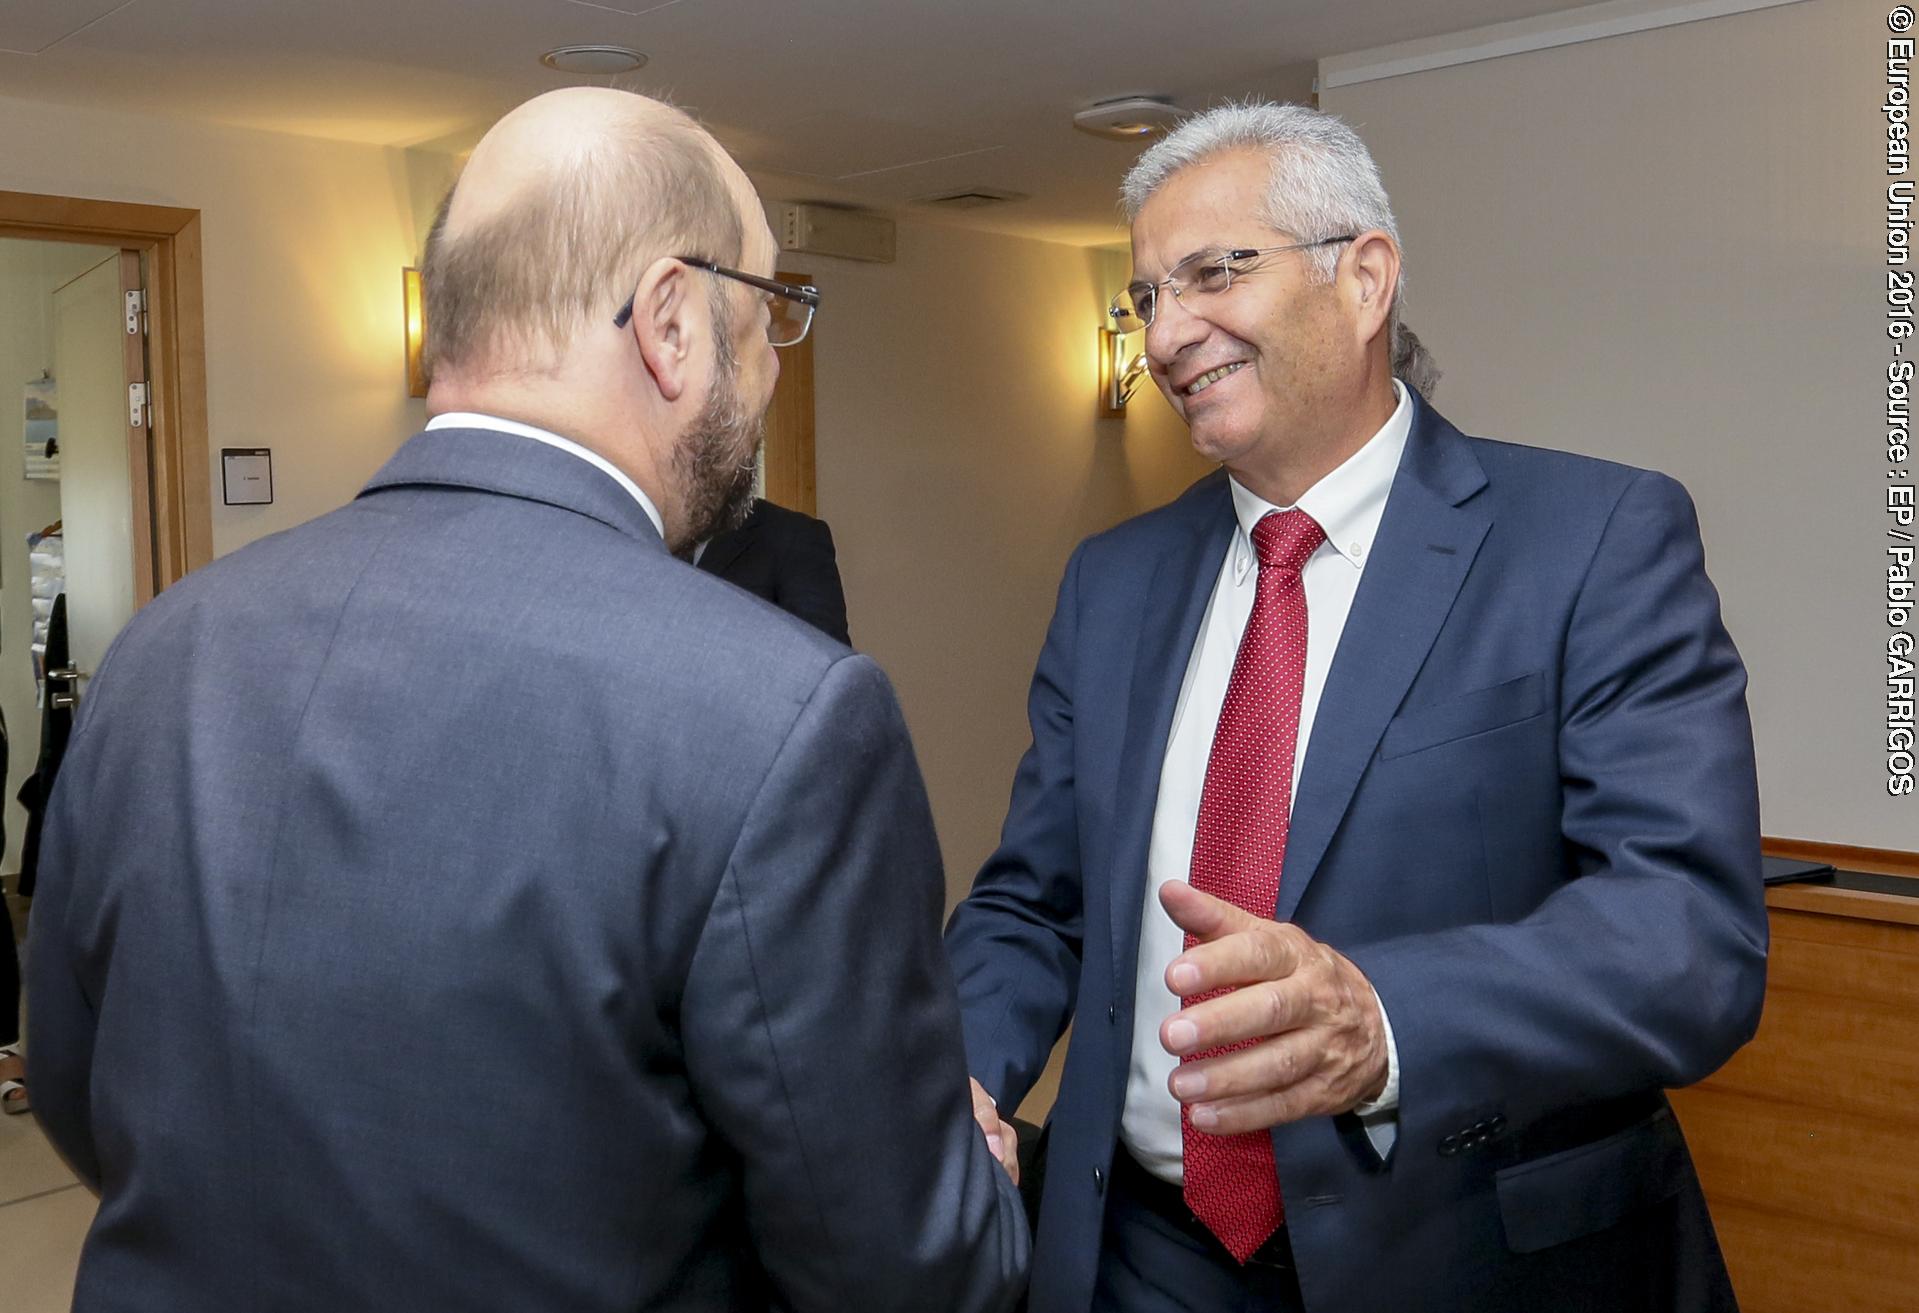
[1157,879,1262,942]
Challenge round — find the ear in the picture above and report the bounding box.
[629,256,703,404]
[1339,230,1401,349]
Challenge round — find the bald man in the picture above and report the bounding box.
[27,89,1028,1313]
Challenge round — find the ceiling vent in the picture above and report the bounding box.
[916,188,1028,210]
[1072,96,1182,139]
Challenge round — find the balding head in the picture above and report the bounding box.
[423,88,746,380]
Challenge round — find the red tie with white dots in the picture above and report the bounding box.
[1181,507,1325,1264]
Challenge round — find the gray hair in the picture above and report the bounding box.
[1121,101,1416,375]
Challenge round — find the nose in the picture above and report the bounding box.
[1145,288,1207,370]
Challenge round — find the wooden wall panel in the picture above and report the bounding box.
[1670,888,1919,1313]
[1705,1201,1919,1313]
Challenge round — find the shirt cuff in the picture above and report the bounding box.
[1349,988,1399,1117]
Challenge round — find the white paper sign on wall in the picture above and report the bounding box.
[221,448,273,505]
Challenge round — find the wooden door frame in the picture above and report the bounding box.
[0,189,213,596]
[764,268,817,514]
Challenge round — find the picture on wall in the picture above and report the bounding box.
[25,373,59,480]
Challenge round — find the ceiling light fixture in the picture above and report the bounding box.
[1072,96,1181,139]
[540,45,648,75]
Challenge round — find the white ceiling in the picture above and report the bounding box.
[0,0,1601,246]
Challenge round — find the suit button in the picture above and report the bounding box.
[1488,1115,1507,1133]
[1438,1134,1462,1157]
[1093,1167,1106,1193]
[1108,1003,1117,1023]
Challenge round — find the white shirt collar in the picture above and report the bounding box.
[1226,380,1412,577]
[425,412,665,540]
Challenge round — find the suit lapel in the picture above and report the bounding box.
[1109,476,1236,1009]
[696,527,753,578]
[696,501,764,578]
[1275,403,1491,921]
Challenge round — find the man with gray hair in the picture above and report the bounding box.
[948,100,1762,1311]
[30,88,1026,1312]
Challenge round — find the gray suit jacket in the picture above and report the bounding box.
[29,427,1027,1312]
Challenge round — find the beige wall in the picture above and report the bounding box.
[0,92,429,560]
[1325,0,1908,849]
[0,92,1215,897]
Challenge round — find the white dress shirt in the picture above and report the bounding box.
[1119,382,1412,1182]
[426,412,665,541]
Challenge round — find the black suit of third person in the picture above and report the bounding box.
[696,498,851,645]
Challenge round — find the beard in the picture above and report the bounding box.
[669,322,764,554]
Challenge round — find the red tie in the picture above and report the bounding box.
[1182,508,1325,1264]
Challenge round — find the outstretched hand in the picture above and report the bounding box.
[1156,880,1389,1135]
[969,1077,1020,1186]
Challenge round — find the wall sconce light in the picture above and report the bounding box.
[1099,306,1147,418]
[403,267,428,398]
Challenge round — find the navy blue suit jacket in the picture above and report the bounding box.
[946,396,1765,1313]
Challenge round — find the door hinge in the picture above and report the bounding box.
[125,288,146,335]
[129,381,149,429]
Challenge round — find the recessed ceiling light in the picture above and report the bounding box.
[1072,97,1181,139]
[540,45,648,75]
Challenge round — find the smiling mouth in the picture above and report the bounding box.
[1183,362,1247,397]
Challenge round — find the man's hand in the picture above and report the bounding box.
[1157,880,1388,1135]
[969,1077,1020,1186]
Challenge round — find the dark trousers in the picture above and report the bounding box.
[1092,1149,1305,1313]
